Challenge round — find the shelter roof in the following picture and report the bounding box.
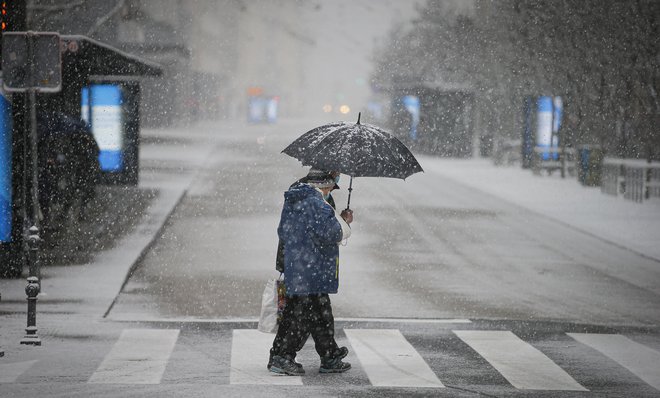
[60,35,163,78]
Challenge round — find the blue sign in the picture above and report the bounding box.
[402,95,420,141]
[248,97,266,123]
[536,96,554,160]
[266,97,279,124]
[0,92,12,242]
[83,85,124,172]
[81,86,91,123]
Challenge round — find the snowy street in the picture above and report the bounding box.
[113,119,660,326]
[1,1,657,396]
[2,119,659,397]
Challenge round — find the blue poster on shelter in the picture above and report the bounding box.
[536,96,553,160]
[85,85,124,172]
[402,95,420,141]
[0,92,12,242]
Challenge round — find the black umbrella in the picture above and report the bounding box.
[282,113,423,209]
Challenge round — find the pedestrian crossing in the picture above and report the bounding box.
[568,333,660,391]
[88,329,180,384]
[454,330,587,391]
[344,329,444,388]
[0,360,38,383]
[2,327,660,393]
[230,329,302,385]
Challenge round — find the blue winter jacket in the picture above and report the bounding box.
[278,183,343,295]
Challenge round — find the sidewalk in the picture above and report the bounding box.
[0,121,220,355]
[421,157,660,262]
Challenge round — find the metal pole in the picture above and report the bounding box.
[0,290,4,355]
[20,32,42,346]
[345,176,353,211]
[20,227,41,346]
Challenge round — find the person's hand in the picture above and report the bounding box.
[340,209,353,224]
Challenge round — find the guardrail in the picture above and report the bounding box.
[602,158,660,203]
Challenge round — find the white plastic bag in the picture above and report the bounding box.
[258,278,279,333]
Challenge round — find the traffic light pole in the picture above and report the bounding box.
[2,25,62,347]
[19,35,42,346]
[0,290,4,356]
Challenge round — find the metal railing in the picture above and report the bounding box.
[601,158,660,203]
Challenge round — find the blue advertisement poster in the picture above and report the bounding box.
[81,86,91,123]
[266,97,279,124]
[536,96,553,160]
[83,85,124,172]
[402,95,420,141]
[0,92,12,242]
[552,96,563,153]
[248,96,266,123]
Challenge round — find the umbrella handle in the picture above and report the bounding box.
[345,176,353,211]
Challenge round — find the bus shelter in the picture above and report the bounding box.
[0,34,162,276]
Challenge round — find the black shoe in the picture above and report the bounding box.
[270,355,305,376]
[319,357,351,374]
[334,346,349,360]
[268,354,303,371]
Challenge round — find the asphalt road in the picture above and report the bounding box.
[113,119,660,326]
[100,119,660,396]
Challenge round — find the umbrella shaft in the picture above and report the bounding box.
[346,176,353,211]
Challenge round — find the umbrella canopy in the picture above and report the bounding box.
[282,113,423,209]
[282,114,423,179]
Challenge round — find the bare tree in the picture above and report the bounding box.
[373,0,659,159]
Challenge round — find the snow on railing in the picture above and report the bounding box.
[602,158,660,203]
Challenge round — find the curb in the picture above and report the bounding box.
[102,187,188,319]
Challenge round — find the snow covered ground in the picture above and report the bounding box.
[422,157,660,262]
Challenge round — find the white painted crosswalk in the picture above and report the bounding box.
[0,360,38,383]
[2,327,660,393]
[230,329,303,385]
[88,328,180,384]
[568,333,660,391]
[344,329,444,388]
[454,330,587,391]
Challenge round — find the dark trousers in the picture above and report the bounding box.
[271,294,339,360]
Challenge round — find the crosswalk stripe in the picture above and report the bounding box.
[88,329,179,384]
[344,329,444,388]
[230,329,302,385]
[568,333,660,391]
[0,360,38,383]
[454,330,587,391]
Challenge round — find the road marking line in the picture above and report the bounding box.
[337,318,471,324]
[454,330,587,391]
[344,329,444,388]
[88,329,179,384]
[105,315,471,324]
[230,329,302,385]
[568,333,660,391]
[0,360,38,383]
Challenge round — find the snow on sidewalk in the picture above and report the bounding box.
[421,157,660,261]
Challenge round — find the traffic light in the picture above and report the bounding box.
[2,2,7,32]
[0,1,27,63]
[1,1,26,32]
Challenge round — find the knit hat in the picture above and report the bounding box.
[305,168,336,189]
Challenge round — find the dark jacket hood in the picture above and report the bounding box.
[284,182,319,204]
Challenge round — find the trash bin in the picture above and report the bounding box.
[577,144,603,186]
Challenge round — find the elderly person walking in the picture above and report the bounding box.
[269,169,353,375]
